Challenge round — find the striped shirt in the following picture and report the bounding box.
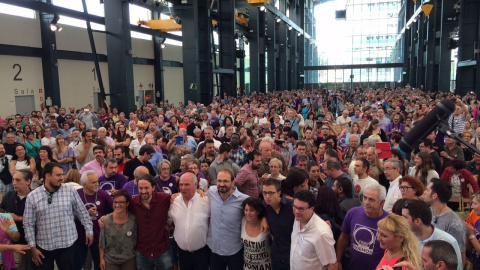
[24,184,93,251]
[448,114,466,134]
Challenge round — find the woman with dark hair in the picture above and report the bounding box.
[241,197,271,270]
[441,159,480,200]
[99,189,137,270]
[409,152,438,186]
[304,112,315,129]
[9,145,35,177]
[360,118,387,145]
[324,135,343,160]
[35,146,57,187]
[391,134,406,159]
[34,125,44,141]
[24,131,41,159]
[113,123,131,154]
[314,186,341,239]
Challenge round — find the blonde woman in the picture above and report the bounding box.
[375,214,420,270]
[52,134,74,175]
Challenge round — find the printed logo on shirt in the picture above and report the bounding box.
[99,181,115,192]
[352,223,378,255]
[162,187,173,195]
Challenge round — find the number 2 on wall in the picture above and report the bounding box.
[13,64,22,81]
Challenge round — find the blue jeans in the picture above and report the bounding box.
[136,251,173,270]
[209,248,243,270]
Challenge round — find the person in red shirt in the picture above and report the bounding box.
[130,174,171,269]
[113,146,129,174]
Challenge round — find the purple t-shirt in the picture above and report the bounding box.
[98,173,128,194]
[75,189,113,243]
[341,206,389,270]
[155,176,178,195]
[122,180,163,198]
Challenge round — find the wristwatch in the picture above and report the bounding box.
[469,235,476,240]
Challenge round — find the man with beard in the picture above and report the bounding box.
[234,150,262,198]
[198,139,217,164]
[230,133,247,167]
[24,163,93,269]
[207,169,248,270]
[130,174,171,270]
[74,171,112,270]
[80,145,106,178]
[113,146,129,174]
[74,130,97,171]
[98,158,128,195]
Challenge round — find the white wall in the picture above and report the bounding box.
[0,12,185,116]
[0,55,44,117]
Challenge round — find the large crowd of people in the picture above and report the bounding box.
[0,87,477,269]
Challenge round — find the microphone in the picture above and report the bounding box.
[399,99,455,153]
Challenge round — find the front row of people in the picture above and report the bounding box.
[0,162,464,270]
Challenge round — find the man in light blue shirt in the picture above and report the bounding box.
[402,199,462,270]
[207,169,248,270]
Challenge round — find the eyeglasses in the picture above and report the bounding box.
[262,191,278,197]
[292,205,312,212]
[399,186,413,191]
[161,168,170,171]
[15,149,25,152]
[113,201,127,205]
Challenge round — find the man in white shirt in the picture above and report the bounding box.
[383,158,403,212]
[336,110,352,128]
[290,190,337,270]
[169,172,210,270]
[41,127,56,150]
[129,129,146,158]
[353,158,378,202]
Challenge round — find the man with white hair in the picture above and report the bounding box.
[336,183,389,270]
[336,110,352,128]
[97,127,115,147]
[75,170,113,270]
[199,126,221,149]
[168,172,210,270]
[126,120,138,139]
[383,158,403,212]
